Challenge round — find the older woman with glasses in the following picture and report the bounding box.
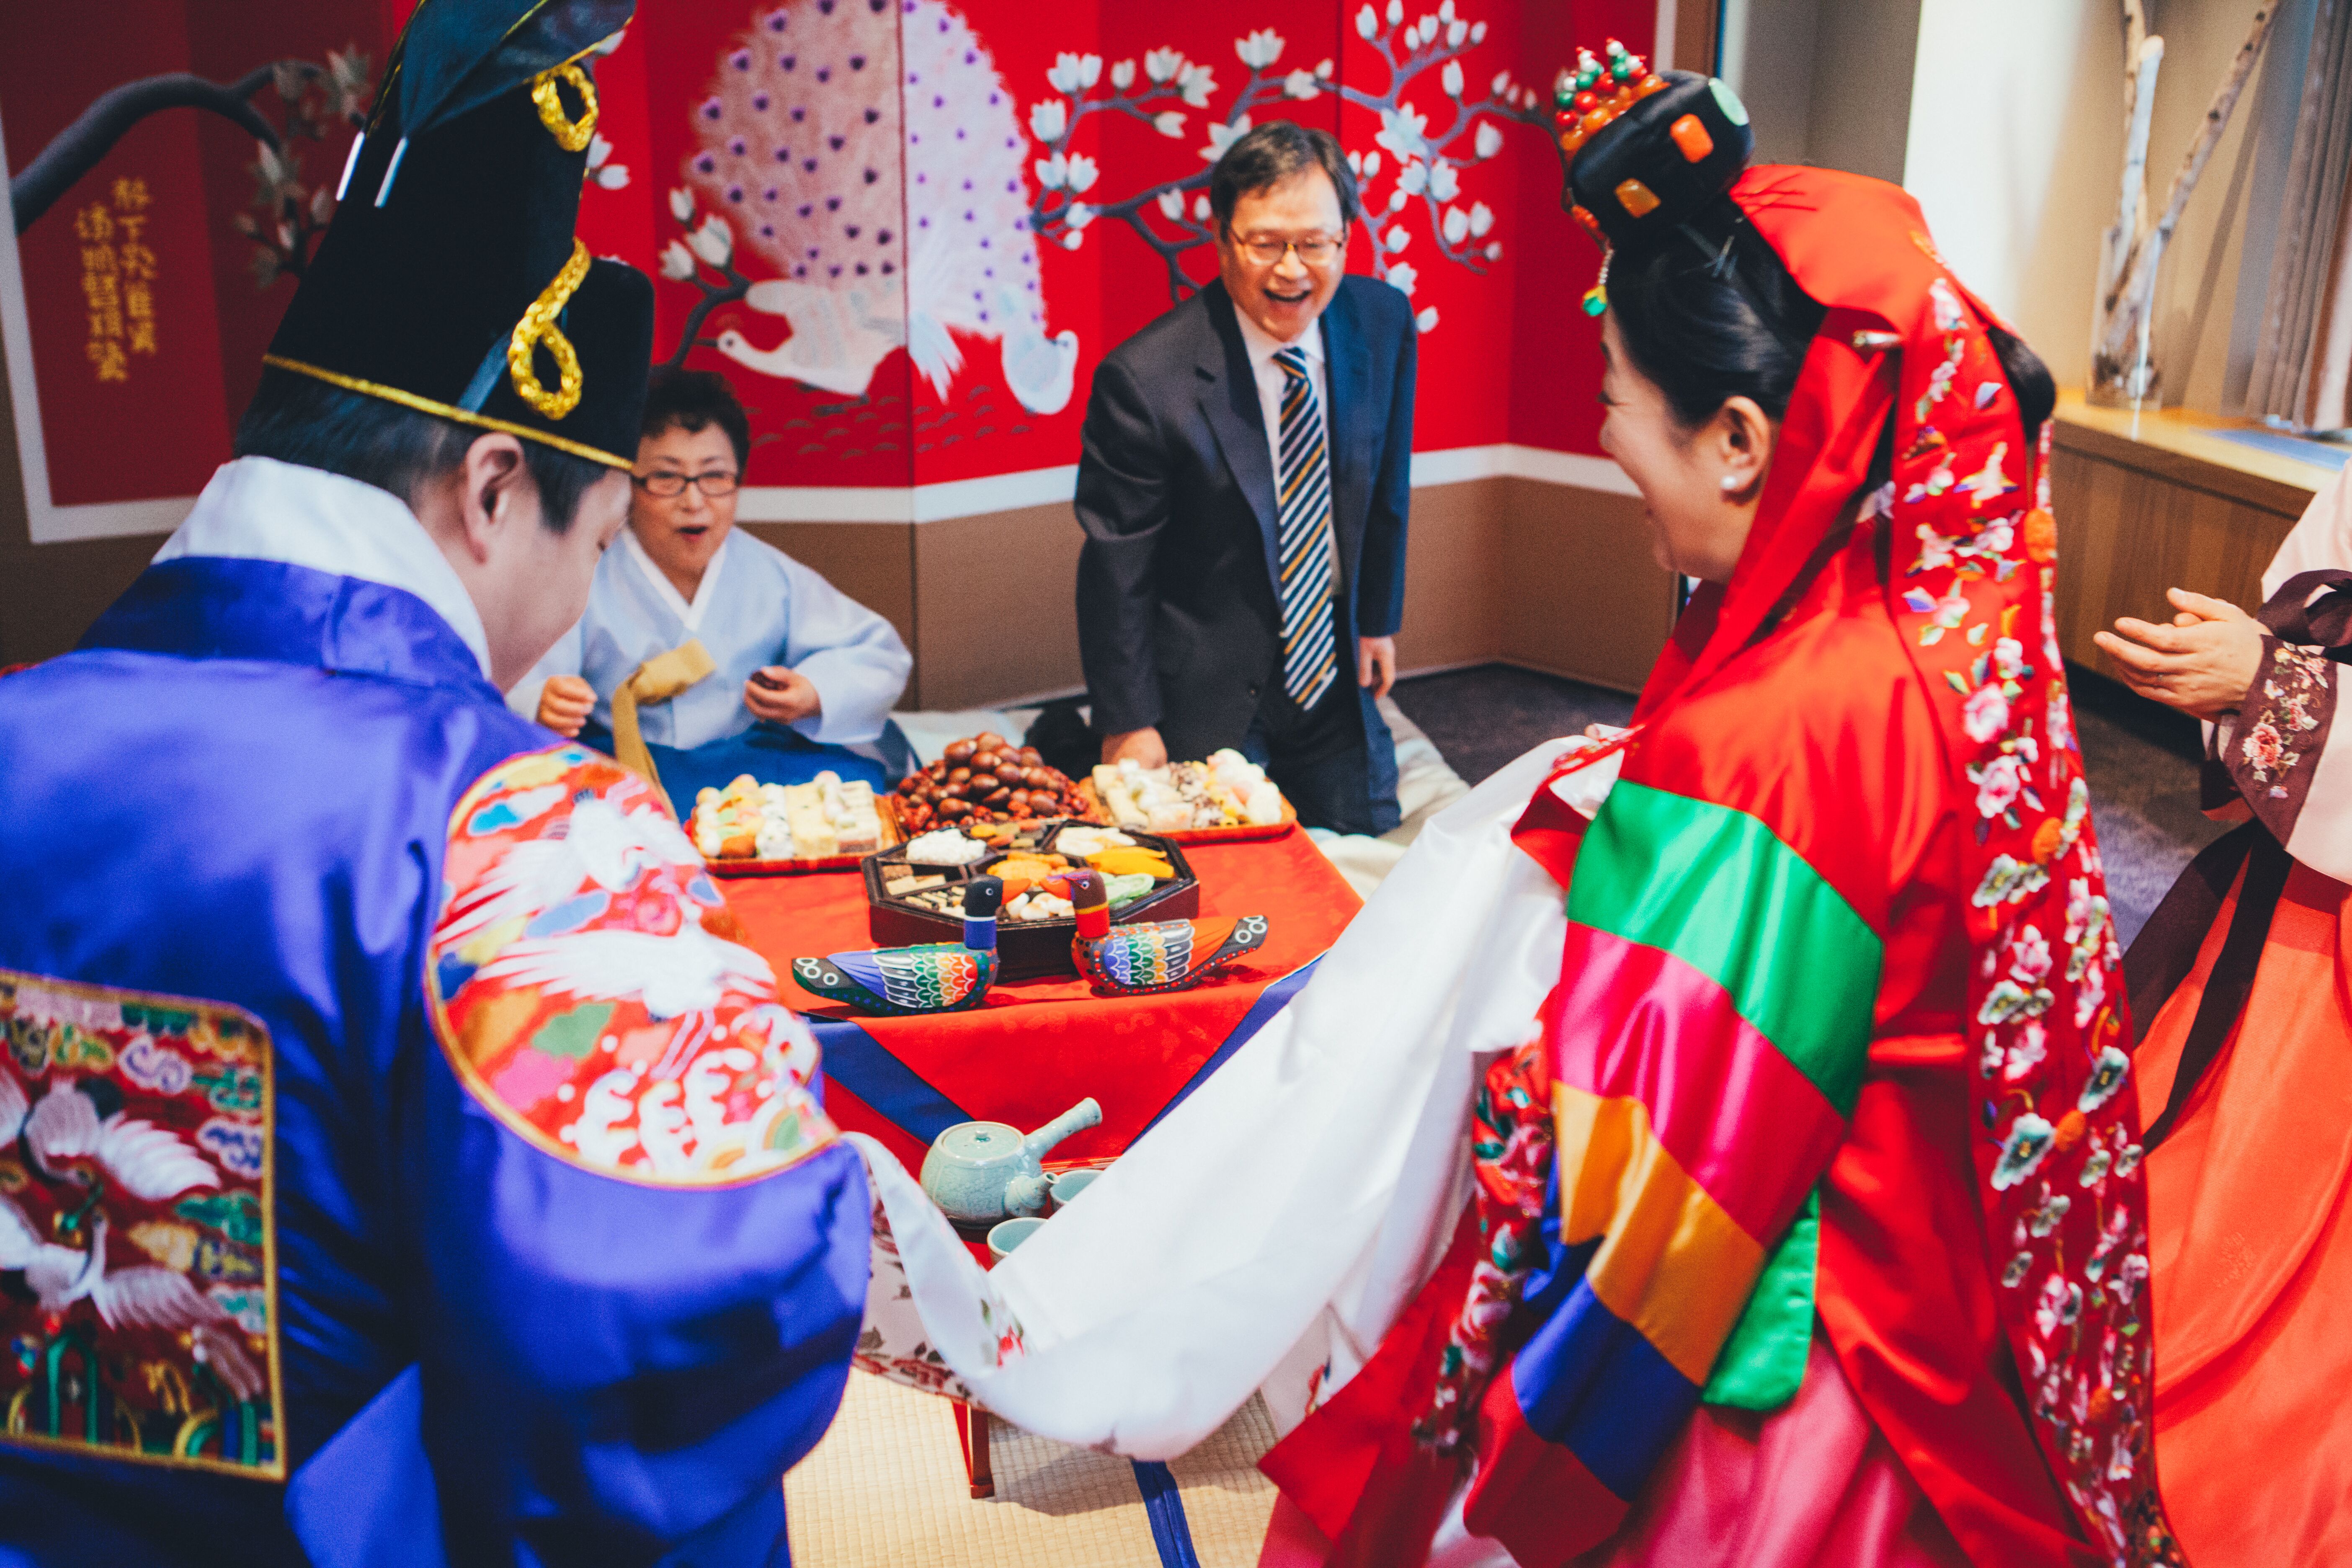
[509,366,911,801]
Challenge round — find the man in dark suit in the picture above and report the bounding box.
[1075,120,1414,835]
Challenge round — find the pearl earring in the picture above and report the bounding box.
[1720,475,1740,494]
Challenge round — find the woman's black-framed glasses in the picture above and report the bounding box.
[633,471,741,498]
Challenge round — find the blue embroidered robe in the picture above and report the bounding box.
[0,460,867,1566]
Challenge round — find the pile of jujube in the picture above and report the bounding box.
[892,732,1091,829]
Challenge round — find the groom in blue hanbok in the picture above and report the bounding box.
[0,4,869,1562]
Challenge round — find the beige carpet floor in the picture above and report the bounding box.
[786,1372,1280,1567]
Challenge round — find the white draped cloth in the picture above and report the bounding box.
[848,735,1621,1457]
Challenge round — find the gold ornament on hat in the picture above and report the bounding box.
[530,61,599,152]
[508,239,591,418]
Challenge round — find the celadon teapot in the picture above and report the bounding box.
[920,1098,1102,1226]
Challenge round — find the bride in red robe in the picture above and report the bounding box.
[1251,49,2187,1568]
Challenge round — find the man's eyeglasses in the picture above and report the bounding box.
[1233,232,1344,266]
[633,471,741,498]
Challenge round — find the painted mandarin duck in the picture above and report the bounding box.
[792,876,1004,1015]
[1065,869,1268,995]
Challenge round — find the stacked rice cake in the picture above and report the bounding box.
[691,770,884,860]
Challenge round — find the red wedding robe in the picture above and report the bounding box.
[1573,539,2092,1568]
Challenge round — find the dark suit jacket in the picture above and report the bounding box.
[1074,276,1416,758]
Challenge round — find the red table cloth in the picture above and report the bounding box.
[725,827,1364,1177]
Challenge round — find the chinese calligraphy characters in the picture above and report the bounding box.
[77,178,157,383]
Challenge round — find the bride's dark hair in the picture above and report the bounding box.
[1607,196,2055,444]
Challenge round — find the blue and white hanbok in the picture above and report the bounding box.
[512,528,912,797]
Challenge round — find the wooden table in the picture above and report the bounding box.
[2050,390,2336,671]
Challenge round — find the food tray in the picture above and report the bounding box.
[860,823,1199,981]
[703,797,905,877]
[1074,780,1297,844]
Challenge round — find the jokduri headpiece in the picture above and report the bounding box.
[262,0,652,469]
[1548,44,1753,315]
[1458,50,2181,1568]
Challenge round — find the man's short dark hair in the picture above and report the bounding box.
[642,366,752,475]
[1209,121,1362,234]
[232,368,610,534]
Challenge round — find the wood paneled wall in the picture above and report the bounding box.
[757,475,1679,709]
[2049,418,2318,674]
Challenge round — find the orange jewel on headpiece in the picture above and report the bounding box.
[1614,178,1660,219]
[1668,113,1714,163]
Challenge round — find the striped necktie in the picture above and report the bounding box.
[1273,345,1338,710]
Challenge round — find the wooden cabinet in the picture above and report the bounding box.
[2048,394,2326,672]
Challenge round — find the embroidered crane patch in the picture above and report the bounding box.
[428,745,837,1186]
[0,971,281,1477]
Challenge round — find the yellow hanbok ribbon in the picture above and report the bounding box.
[608,639,716,818]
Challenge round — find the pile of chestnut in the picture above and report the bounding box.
[892,732,1092,829]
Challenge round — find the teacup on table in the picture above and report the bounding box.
[1047,1168,1100,1210]
[987,1216,1045,1262]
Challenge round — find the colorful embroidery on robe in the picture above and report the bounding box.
[2238,640,2329,797]
[427,745,837,1186]
[0,972,281,1477]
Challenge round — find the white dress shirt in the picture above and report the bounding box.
[1233,307,1331,488]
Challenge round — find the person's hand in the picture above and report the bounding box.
[743,666,821,725]
[1101,726,1168,768]
[1357,635,1397,699]
[2092,588,2266,721]
[536,673,596,738]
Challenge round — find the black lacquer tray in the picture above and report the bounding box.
[860,823,1199,981]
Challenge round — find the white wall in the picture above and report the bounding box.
[1902,0,2310,407]
[1903,0,2120,388]
[1724,0,1917,184]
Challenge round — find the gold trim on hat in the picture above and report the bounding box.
[508,239,591,419]
[260,353,632,469]
[530,60,598,151]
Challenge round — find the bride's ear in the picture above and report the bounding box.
[1712,396,1775,502]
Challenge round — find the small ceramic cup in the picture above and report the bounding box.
[1047,1168,1100,1210]
[988,1216,1047,1262]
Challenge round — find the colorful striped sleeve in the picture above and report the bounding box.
[1463,781,1883,1558]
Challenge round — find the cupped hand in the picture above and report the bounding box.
[536,673,596,737]
[2092,588,2266,721]
[744,666,822,725]
[1357,636,1397,699]
[1101,726,1168,769]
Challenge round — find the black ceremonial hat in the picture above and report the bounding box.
[263,0,651,469]
[1552,53,1753,256]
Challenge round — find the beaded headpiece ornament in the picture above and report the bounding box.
[1550,43,1754,316]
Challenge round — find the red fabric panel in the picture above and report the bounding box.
[725,828,1360,1166]
[1256,1210,1482,1560]
[1461,1378,1629,1568]
[1565,1336,1969,1568]
[1813,1029,2093,1567]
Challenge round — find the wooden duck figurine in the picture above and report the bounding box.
[1064,869,1268,995]
[792,876,1003,1015]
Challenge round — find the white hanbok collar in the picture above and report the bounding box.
[621,525,728,635]
[155,456,492,678]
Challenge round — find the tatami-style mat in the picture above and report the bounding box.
[785,1372,1280,1567]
